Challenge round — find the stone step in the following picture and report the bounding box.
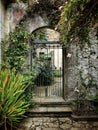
[32,97,71,106]
[28,97,72,117]
[26,106,72,117]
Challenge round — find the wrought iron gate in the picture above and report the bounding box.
[30,41,64,97]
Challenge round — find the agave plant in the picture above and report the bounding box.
[0,69,29,130]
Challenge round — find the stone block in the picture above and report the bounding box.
[43,128,59,130]
[60,123,72,129]
[36,127,41,130]
[71,128,78,130]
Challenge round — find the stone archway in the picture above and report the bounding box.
[17,1,67,99]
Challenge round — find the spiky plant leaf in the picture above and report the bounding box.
[0,69,29,129]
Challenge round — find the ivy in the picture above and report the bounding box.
[20,0,65,28]
[2,25,33,73]
[33,29,47,41]
[58,0,98,46]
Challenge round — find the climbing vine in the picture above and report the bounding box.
[2,24,33,73]
[58,0,98,46]
[20,0,65,27]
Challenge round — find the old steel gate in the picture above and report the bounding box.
[30,41,64,97]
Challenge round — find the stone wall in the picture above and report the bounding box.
[64,29,98,100]
[17,117,98,130]
[0,0,5,63]
[24,13,48,33]
[8,3,26,31]
[0,2,26,64]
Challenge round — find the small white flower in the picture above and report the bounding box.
[77,65,82,69]
[65,1,68,4]
[85,78,89,85]
[67,53,72,58]
[83,69,88,75]
[91,55,97,60]
[59,6,63,10]
[36,0,39,4]
[55,27,57,30]
[65,18,68,22]
[74,87,79,93]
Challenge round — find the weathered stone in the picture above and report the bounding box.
[36,127,41,130]
[31,125,35,128]
[85,125,90,129]
[43,128,59,130]
[52,123,59,128]
[71,128,78,130]
[65,118,72,124]
[47,123,54,128]
[59,118,67,123]
[73,122,83,128]
[50,118,58,122]
[32,118,44,121]
[17,126,29,130]
[17,118,32,130]
[60,123,72,129]
[16,115,98,130]
[30,127,35,130]
[81,121,88,124]
[93,122,98,126]
[34,121,40,126]
[16,129,23,130]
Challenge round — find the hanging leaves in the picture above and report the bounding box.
[58,0,98,45]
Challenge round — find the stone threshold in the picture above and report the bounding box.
[71,114,98,121]
[28,106,72,113]
[26,106,72,117]
[31,96,71,106]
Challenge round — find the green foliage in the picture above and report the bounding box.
[33,29,47,41]
[22,0,65,27]
[33,52,53,86]
[91,92,98,113]
[23,71,36,107]
[1,24,36,110]
[58,0,98,45]
[2,25,33,73]
[53,69,62,77]
[35,63,53,86]
[0,69,29,129]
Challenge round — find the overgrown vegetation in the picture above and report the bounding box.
[56,0,98,115]
[33,52,53,86]
[58,0,98,46]
[33,29,48,41]
[20,0,65,27]
[2,25,33,73]
[35,64,53,86]
[1,24,36,113]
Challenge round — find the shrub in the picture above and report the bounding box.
[23,71,36,107]
[35,65,53,86]
[1,25,31,73]
[0,69,29,130]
